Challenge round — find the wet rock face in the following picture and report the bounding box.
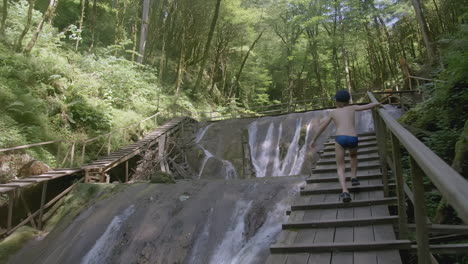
[10,177,303,264]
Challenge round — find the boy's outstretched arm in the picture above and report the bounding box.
[354,103,382,111]
[310,116,332,146]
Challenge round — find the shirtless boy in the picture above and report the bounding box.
[311,90,381,202]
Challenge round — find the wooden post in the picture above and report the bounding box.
[56,141,61,168]
[378,117,389,197]
[372,111,389,197]
[84,168,89,183]
[20,191,37,228]
[38,182,48,229]
[107,134,112,155]
[410,157,431,264]
[390,134,408,239]
[81,143,86,165]
[7,190,14,232]
[69,142,75,168]
[125,161,129,183]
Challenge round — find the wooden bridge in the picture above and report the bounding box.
[0,90,467,264]
[0,116,193,236]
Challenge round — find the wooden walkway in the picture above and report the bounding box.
[0,117,192,236]
[268,133,410,264]
[82,116,191,182]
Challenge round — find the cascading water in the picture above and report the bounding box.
[81,205,135,264]
[195,124,238,179]
[247,107,402,177]
[210,184,299,264]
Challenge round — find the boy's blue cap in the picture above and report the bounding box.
[334,90,350,102]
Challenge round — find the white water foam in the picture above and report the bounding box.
[209,184,300,264]
[195,124,238,179]
[81,205,135,264]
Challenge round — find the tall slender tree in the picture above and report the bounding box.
[0,0,7,37]
[138,0,151,63]
[194,0,222,94]
[410,0,435,62]
[24,0,60,53]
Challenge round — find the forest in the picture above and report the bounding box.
[0,1,466,181]
[0,0,467,263]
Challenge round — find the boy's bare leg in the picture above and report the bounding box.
[349,147,358,179]
[335,143,348,193]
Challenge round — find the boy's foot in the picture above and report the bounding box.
[351,177,360,186]
[340,192,352,203]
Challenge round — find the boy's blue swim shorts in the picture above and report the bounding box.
[335,135,359,149]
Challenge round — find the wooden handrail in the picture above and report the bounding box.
[0,140,61,153]
[368,92,468,223]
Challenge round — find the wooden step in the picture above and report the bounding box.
[312,163,381,174]
[306,173,382,183]
[291,197,397,211]
[330,132,376,138]
[300,183,395,195]
[283,215,399,229]
[270,240,411,254]
[320,147,378,158]
[316,155,380,165]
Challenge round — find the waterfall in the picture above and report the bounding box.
[248,115,318,177]
[247,106,403,177]
[195,124,238,179]
[208,184,299,264]
[81,205,135,264]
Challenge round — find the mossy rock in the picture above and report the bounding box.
[150,171,175,184]
[0,226,39,264]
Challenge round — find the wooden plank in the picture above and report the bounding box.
[291,197,397,211]
[410,244,468,254]
[407,224,468,235]
[283,216,398,229]
[353,183,377,264]
[306,193,338,264]
[301,183,395,195]
[368,181,402,264]
[313,162,381,173]
[270,240,411,253]
[316,155,380,165]
[0,187,16,193]
[330,194,354,264]
[307,172,382,184]
[38,182,48,229]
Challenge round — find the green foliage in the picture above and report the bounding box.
[0,226,39,264]
[401,24,468,163]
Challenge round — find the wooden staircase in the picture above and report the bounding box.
[268,133,409,264]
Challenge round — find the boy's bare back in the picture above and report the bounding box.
[331,105,358,136]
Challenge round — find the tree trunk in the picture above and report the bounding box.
[137,0,151,64]
[175,30,186,95]
[24,0,59,53]
[88,0,97,52]
[343,48,352,103]
[193,0,222,94]
[131,19,137,62]
[16,0,36,52]
[0,0,7,37]
[234,29,264,97]
[410,0,435,63]
[75,0,86,50]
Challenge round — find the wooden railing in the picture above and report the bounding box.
[368,92,468,264]
[0,112,162,168]
[0,116,190,238]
